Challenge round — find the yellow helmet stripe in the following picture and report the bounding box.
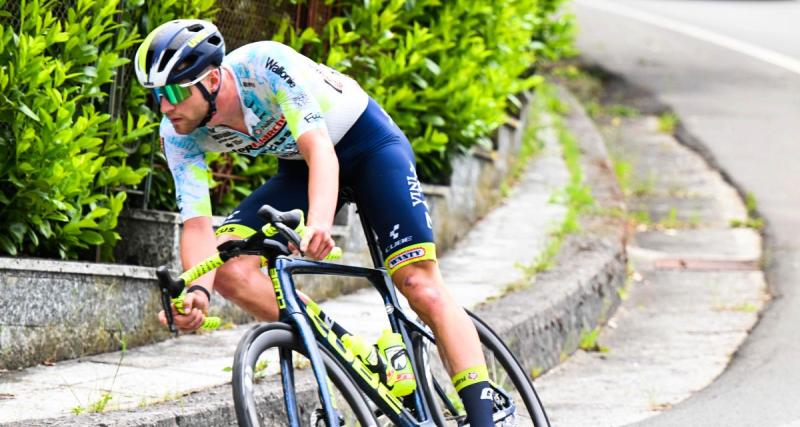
[137,27,161,75]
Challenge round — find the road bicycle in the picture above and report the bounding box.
[156,197,550,427]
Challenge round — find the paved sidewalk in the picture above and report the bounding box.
[536,114,767,426]
[0,123,569,424]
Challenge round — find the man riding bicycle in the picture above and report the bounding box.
[135,19,495,425]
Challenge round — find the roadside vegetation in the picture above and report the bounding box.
[499,81,595,295]
[551,63,711,232]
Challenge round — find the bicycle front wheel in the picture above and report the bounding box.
[413,311,550,427]
[232,322,376,427]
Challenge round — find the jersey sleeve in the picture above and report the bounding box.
[262,44,331,141]
[161,119,213,221]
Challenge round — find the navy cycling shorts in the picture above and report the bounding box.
[216,98,436,275]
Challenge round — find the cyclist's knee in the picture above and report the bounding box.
[214,257,258,299]
[394,261,447,319]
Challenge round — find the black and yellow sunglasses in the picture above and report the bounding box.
[152,68,216,105]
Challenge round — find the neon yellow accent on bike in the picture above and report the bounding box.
[179,253,224,283]
[325,247,343,260]
[451,365,489,392]
[215,223,257,239]
[269,268,286,309]
[384,242,437,275]
[305,301,403,413]
[201,316,222,330]
[171,290,221,330]
[262,223,279,237]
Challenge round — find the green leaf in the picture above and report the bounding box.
[422,114,445,127]
[79,230,105,245]
[0,235,17,256]
[9,222,26,244]
[18,103,40,122]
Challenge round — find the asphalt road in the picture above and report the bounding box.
[572,1,800,426]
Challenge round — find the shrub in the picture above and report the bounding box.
[0,0,149,259]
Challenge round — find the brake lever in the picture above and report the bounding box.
[274,222,303,255]
[160,291,177,335]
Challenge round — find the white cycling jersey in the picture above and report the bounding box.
[161,41,369,220]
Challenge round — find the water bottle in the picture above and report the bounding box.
[342,330,417,397]
[377,329,416,397]
[342,334,379,367]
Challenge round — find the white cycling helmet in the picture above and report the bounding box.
[135,20,225,127]
[134,19,224,88]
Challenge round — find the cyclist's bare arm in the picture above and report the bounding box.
[157,216,217,331]
[297,128,339,260]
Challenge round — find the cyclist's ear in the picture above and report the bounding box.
[208,68,222,92]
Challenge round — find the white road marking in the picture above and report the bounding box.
[576,0,800,75]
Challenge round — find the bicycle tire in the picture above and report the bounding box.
[413,311,551,427]
[232,322,377,427]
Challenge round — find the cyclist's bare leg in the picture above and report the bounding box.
[391,260,485,376]
[213,234,280,321]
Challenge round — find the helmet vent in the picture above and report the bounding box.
[145,51,154,71]
[180,54,199,71]
[207,35,222,46]
[158,49,177,72]
[187,24,204,32]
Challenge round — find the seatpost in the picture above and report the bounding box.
[355,203,384,269]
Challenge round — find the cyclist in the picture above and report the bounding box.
[135,19,495,425]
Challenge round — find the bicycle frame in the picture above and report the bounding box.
[157,200,452,425]
[264,200,442,426]
[269,256,439,426]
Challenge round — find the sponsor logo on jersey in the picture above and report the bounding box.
[385,236,412,254]
[406,161,428,208]
[291,93,310,108]
[257,116,287,144]
[315,64,344,93]
[304,112,323,123]
[387,247,426,270]
[208,129,241,148]
[265,57,296,88]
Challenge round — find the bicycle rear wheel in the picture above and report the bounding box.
[233,322,377,427]
[413,311,550,427]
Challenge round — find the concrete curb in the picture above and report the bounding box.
[473,85,628,376]
[5,85,628,426]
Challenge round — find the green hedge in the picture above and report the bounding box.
[0,0,216,259]
[1,0,573,259]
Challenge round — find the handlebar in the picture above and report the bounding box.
[156,205,343,334]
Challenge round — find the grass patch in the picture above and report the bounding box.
[579,328,609,353]
[657,112,678,134]
[499,82,595,295]
[70,329,127,415]
[730,192,764,230]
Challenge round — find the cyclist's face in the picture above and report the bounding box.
[158,71,218,134]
